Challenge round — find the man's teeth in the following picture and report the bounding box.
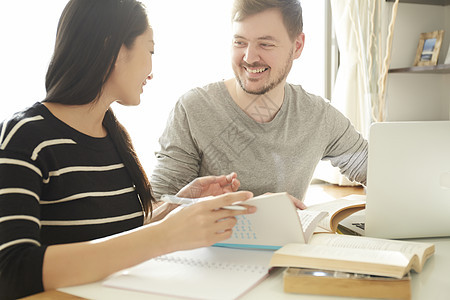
[247,67,267,73]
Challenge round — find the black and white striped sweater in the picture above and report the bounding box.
[0,102,144,299]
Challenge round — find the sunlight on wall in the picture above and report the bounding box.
[0,0,325,173]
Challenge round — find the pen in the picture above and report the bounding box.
[160,195,247,211]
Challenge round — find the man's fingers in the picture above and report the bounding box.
[294,199,307,210]
[225,172,237,183]
[285,193,307,210]
[230,178,240,191]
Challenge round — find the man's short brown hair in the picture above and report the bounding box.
[231,0,303,41]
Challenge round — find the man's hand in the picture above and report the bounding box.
[176,172,240,199]
[150,173,241,223]
[263,192,307,210]
[286,193,307,210]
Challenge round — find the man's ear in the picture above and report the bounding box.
[293,32,305,59]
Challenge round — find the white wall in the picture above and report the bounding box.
[385,3,450,121]
[0,1,327,174]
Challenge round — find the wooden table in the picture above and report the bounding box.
[21,183,365,300]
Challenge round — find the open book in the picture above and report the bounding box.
[270,233,435,279]
[214,192,366,249]
[300,194,366,233]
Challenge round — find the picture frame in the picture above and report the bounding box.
[413,30,444,67]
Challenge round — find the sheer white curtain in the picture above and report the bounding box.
[331,1,372,138]
[314,0,399,185]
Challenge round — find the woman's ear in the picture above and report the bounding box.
[115,44,129,67]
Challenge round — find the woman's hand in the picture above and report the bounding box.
[176,172,240,199]
[160,191,255,252]
[42,191,255,290]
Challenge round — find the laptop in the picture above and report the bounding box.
[339,121,450,239]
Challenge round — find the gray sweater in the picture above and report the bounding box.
[151,81,367,200]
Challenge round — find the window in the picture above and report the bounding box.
[0,0,329,172]
[0,1,67,119]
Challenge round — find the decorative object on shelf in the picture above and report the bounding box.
[377,0,400,123]
[413,30,444,66]
[444,44,450,65]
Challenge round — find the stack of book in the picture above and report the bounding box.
[269,234,435,299]
[283,268,411,299]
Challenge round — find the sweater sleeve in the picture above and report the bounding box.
[150,100,202,199]
[322,103,368,185]
[0,148,47,299]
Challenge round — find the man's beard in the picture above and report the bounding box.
[234,51,294,95]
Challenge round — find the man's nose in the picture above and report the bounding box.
[243,44,260,64]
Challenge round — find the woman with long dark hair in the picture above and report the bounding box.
[0,1,255,298]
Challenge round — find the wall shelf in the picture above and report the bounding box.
[389,64,450,74]
[386,0,450,5]
[386,1,450,73]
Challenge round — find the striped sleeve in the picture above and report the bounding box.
[0,148,46,299]
[0,104,144,299]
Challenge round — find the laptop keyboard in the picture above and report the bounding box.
[352,222,365,230]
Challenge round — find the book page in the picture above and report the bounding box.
[297,210,328,241]
[215,193,308,248]
[305,195,365,232]
[309,234,435,271]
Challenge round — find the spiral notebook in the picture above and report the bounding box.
[103,246,275,300]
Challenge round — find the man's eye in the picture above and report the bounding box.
[261,43,274,48]
[233,40,246,47]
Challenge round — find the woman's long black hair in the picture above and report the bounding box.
[44,0,155,217]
